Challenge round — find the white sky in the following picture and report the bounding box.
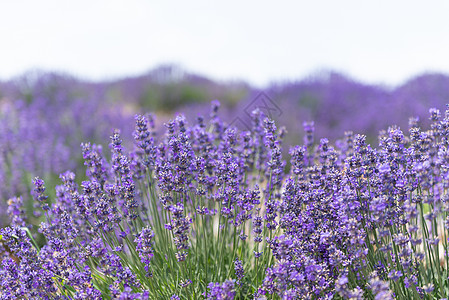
[1,0,449,87]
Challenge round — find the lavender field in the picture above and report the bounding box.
[2,69,449,299]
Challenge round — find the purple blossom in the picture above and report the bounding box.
[205,280,235,300]
[134,226,155,275]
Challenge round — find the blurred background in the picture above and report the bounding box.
[1,0,449,224]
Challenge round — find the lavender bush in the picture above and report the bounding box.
[3,70,449,228]
[0,69,248,226]
[3,100,449,299]
[0,74,135,226]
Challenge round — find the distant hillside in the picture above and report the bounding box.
[2,66,449,145]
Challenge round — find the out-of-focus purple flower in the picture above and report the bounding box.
[205,280,235,300]
[134,226,155,275]
[7,196,26,227]
[234,257,244,284]
[32,176,49,211]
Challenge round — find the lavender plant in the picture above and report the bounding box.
[4,70,449,230]
[0,79,135,226]
[3,101,449,299]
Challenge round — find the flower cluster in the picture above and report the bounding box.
[204,280,236,300]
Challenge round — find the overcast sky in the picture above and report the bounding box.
[1,0,448,87]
